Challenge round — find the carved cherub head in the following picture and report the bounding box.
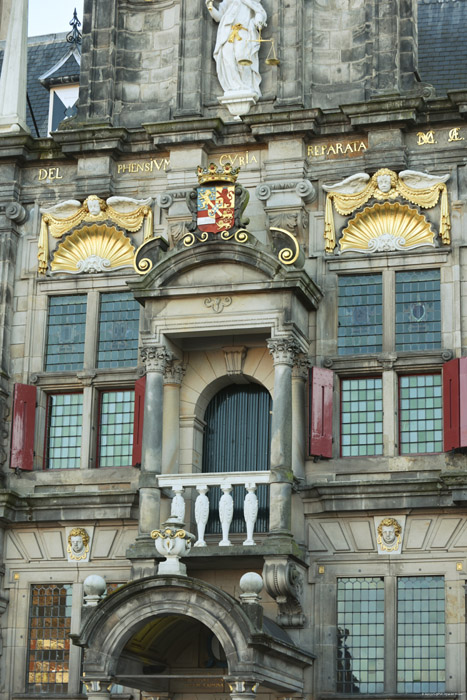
[377,517,402,548]
[85,195,106,216]
[374,168,397,194]
[67,527,90,557]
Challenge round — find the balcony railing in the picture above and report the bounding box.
[157,471,270,547]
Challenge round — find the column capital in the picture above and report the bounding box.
[141,345,173,373]
[267,337,300,367]
[164,359,186,385]
[292,352,311,380]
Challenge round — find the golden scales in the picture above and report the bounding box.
[238,28,280,66]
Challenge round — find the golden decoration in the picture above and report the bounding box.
[183,230,209,247]
[151,528,186,539]
[271,226,300,265]
[324,168,450,254]
[67,526,90,561]
[377,517,402,553]
[38,196,153,274]
[220,228,249,243]
[340,203,435,253]
[51,224,135,274]
[197,162,239,185]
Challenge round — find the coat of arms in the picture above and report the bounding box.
[184,163,250,247]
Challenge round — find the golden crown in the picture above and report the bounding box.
[197,162,240,185]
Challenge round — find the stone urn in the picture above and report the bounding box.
[151,516,196,576]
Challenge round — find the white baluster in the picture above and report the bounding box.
[194,484,210,547]
[171,484,185,523]
[243,482,258,546]
[219,483,234,546]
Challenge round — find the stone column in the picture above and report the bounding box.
[162,360,185,475]
[0,0,29,133]
[83,680,112,700]
[267,336,299,538]
[227,680,258,700]
[138,346,172,537]
[292,354,310,481]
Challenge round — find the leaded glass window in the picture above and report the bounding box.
[336,578,385,693]
[341,378,383,457]
[395,269,441,351]
[27,584,72,693]
[98,390,135,467]
[399,374,443,454]
[338,275,383,355]
[97,292,140,368]
[397,576,445,693]
[45,295,86,371]
[45,393,83,469]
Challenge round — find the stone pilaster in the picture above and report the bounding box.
[292,353,311,481]
[267,336,300,537]
[162,360,185,475]
[138,345,172,538]
[0,0,29,133]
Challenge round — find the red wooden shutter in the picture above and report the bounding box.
[10,383,36,471]
[132,376,146,467]
[443,358,467,451]
[309,367,333,458]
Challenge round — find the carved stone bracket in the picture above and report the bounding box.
[256,180,315,245]
[76,370,97,386]
[376,353,398,371]
[267,337,301,367]
[141,346,173,373]
[262,556,306,628]
[256,180,316,205]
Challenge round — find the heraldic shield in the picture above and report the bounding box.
[197,184,235,234]
[184,163,250,247]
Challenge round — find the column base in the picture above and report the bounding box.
[0,115,29,134]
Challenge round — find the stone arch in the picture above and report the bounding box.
[78,576,263,681]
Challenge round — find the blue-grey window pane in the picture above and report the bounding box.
[97,292,140,368]
[341,378,383,457]
[395,269,441,351]
[399,375,443,454]
[337,578,385,693]
[98,390,135,467]
[338,275,383,355]
[46,394,83,469]
[397,576,445,693]
[45,295,86,371]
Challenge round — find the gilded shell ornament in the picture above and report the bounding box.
[50,224,135,274]
[340,202,436,254]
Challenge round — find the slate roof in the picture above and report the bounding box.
[0,32,80,137]
[418,0,467,95]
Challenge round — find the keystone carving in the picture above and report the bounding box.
[262,557,306,627]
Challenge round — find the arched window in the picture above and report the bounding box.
[202,383,271,533]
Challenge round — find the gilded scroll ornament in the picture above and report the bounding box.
[51,224,135,274]
[38,195,153,274]
[340,202,435,254]
[322,169,451,254]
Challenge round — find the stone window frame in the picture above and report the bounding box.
[29,276,143,472]
[324,250,452,459]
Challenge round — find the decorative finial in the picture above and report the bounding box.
[66,8,82,49]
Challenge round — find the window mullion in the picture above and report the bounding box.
[384,573,397,694]
[80,386,96,470]
[83,291,99,371]
[382,269,394,353]
[382,369,396,457]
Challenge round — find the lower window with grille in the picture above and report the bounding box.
[337,576,445,694]
[27,583,72,692]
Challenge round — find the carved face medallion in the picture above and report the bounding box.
[377,174,392,193]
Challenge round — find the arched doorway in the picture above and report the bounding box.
[202,383,271,533]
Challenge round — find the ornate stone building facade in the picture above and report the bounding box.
[1,0,467,699]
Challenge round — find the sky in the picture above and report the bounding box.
[28,0,84,37]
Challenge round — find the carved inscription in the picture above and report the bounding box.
[307,139,368,160]
[37,167,63,181]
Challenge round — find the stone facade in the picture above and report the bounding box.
[0,1,467,699]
